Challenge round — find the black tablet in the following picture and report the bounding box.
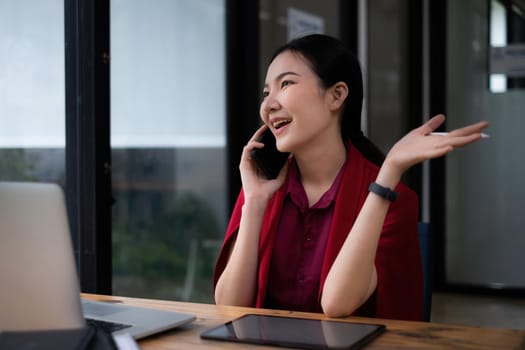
[200,314,385,349]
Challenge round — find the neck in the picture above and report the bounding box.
[294,137,347,205]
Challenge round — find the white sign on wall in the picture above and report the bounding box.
[287,7,324,41]
[490,44,525,78]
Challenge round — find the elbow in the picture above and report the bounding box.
[214,287,236,306]
[214,292,236,307]
[214,289,223,305]
[214,282,231,306]
[321,296,359,318]
[321,286,373,318]
[214,291,224,305]
[323,306,351,318]
[214,284,254,307]
[322,268,378,318]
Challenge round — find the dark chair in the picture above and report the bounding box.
[418,221,433,322]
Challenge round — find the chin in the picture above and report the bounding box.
[275,141,291,153]
[277,135,302,154]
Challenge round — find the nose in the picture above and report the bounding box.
[261,93,280,115]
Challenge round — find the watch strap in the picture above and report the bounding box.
[368,182,399,202]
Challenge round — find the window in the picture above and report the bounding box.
[110,0,226,302]
[0,1,65,187]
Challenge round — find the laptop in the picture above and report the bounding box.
[0,181,195,339]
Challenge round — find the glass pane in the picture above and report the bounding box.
[368,0,409,152]
[446,0,525,288]
[259,0,340,89]
[110,0,226,303]
[0,1,65,185]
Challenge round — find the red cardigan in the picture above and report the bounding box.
[213,143,424,321]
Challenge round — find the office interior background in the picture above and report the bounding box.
[1,0,524,328]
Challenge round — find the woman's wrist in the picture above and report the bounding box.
[375,161,402,189]
[242,195,269,213]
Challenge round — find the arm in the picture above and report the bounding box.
[214,199,266,306]
[321,114,488,317]
[214,125,288,306]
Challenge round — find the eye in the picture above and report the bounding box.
[262,90,269,99]
[281,80,292,89]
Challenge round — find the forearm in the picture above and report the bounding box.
[321,165,401,317]
[214,199,267,306]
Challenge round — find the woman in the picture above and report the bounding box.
[213,34,488,321]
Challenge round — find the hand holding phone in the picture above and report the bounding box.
[250,129,290,179]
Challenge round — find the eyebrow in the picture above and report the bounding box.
[264,71,300,88]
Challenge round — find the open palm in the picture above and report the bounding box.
[384,114,489,174]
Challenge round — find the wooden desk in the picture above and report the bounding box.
[82,294,525,349]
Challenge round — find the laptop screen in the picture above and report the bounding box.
[0,182,86,330]
[0,181,195,338]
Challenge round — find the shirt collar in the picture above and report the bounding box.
[286,156,347,211]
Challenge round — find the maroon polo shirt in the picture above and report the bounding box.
[214,141,423,321]
[264,159,345,312]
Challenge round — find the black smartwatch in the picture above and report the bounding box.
[368,182,399,202]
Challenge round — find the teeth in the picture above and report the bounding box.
[272,119,291,129]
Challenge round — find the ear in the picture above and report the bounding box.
[327,82,348,112]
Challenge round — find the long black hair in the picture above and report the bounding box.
[269,34,385,166]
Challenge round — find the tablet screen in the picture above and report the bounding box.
[200,314,385,349]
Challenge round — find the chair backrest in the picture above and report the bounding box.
[418,221,433,322]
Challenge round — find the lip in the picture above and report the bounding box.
[269,116,292,135]
[273,122,290,136]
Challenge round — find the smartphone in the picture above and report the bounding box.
[250,129,290,179]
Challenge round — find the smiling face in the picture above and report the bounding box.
[260,51,344,155]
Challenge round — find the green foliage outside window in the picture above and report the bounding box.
[112,190,221,303]
[0,149,37,181]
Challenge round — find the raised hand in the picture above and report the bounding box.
[383,114,489,177]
